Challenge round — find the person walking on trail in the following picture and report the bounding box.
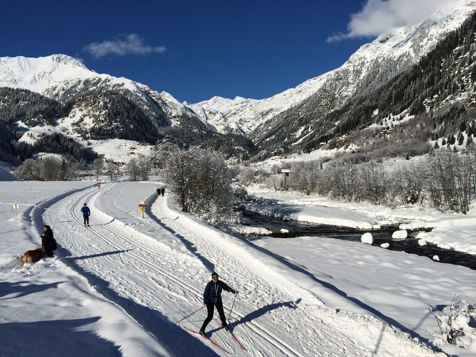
[41,225,57,258]
[161,187,165,196]
[199,272,238,336]
[81,203,91,226]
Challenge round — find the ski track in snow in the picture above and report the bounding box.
[35,182,436,356]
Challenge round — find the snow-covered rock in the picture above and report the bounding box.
[418,239,428,246]
[230,225,272,236]
[433,255,440,261]
[392,230,408,240]
[380,243,390,249]
[361,232,373,245]
[416,232,430,239]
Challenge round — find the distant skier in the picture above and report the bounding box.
[161,187,165,196]
[199,272,238,336]
[156,187,161,196]
[41,225,57,258]
[81,203,91,227]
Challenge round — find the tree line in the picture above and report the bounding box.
[239,150,476,214]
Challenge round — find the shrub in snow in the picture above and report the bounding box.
[15,157,73,181]
[425,151,476,214]
[165,147,233,222]
[418,239,427,246]
[433,255,440,261]
[431,296,476,350]
[392,230,407,239]
[390,166,423,205]
[380,243,390,248]
[361,232,373,245]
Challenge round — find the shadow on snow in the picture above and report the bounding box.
[145,194,216,273]
[0,317,121,357]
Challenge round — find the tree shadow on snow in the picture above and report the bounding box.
[0,317,121,357]
[144,195,215,273]
[0,281,64,300]
[239,239,445,353]
[57,246,218,357]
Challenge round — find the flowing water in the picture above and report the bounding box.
[236,210,476,271]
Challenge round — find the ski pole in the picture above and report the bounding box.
[228,293,237,320]
[176,305,205,324]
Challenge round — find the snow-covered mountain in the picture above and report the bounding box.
[0,54,195,124]
[189,74,329,135]
[191,1,476,139]
[1,1,475,165]
[0,55,256,163]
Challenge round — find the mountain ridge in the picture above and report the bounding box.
[192,1,476,139]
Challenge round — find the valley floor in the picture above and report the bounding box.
[0,181,474,356]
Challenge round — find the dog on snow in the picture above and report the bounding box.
[20,246,45,264]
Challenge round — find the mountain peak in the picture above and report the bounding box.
[48,54,87,68]
[0,54,97,94]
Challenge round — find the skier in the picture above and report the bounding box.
[81,203,91,226]
[161,187,165,196]
[41,225,57,258]
[199,272,238,336]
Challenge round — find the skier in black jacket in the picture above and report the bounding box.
[199,272,238,336]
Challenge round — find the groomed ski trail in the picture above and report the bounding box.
[41,182,437,356]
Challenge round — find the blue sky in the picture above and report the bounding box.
[0,0,456,103]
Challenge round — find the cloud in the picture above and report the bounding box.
[83,34,166,58]
[327,0,467,42]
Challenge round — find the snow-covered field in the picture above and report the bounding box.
[0,180,474,356]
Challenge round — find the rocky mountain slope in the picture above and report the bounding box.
[0,55,254,163]
[192,1,476,157]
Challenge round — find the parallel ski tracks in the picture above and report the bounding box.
[63,185,302,357]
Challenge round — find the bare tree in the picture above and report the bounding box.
[126,158,141,181]
[93,157,104,181]
[105,161,120,181]
[425,151,476,213]
[165,147,233,221]
[137,156,151,181]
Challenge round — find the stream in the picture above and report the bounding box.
[234,209,476,271]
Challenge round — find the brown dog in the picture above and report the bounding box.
[20,246,45,264]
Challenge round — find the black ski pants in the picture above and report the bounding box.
[200,300,227,331]
[83,215,90,226]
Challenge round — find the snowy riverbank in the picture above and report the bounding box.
[245,185,476,255]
